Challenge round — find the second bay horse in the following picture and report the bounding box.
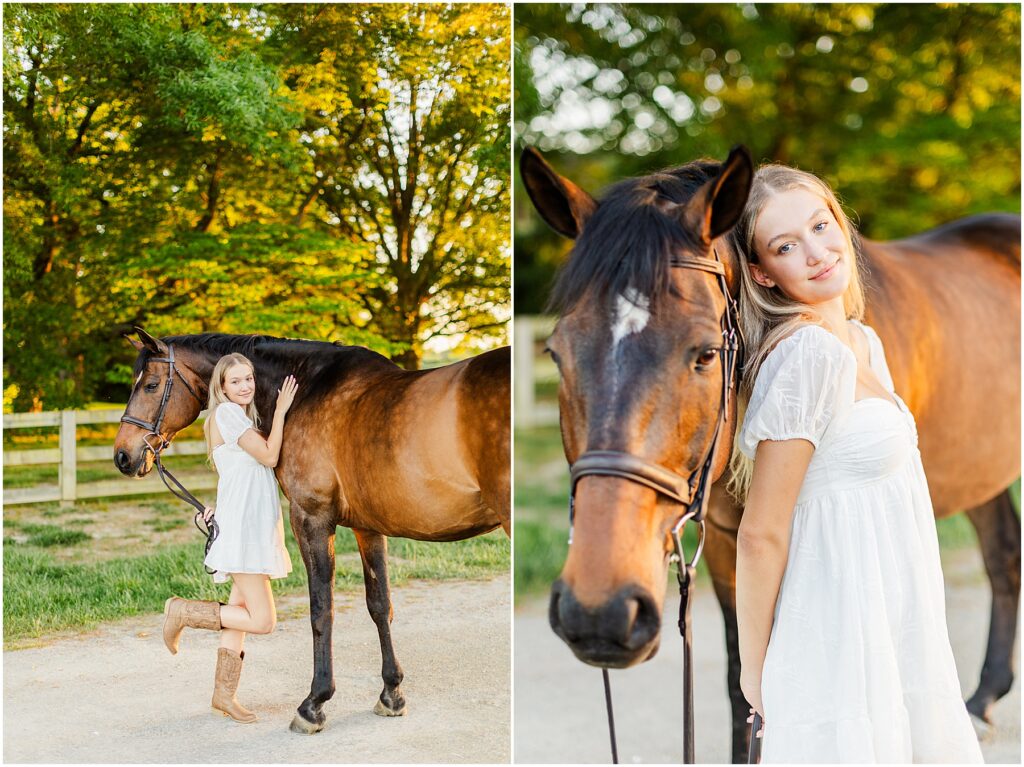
[521,144,1020,761]
[114,332,510,734]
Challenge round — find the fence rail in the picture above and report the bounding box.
[514,315,559,428]
[3,408,213,507]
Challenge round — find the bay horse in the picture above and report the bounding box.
[521,145,1020,761]
[113,330,510,734]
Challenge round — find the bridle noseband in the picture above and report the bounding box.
[565,246,746,764]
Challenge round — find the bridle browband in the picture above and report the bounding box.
[566,245,749,764]
[120,343,219,572]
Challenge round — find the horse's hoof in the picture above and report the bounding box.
[374,698,407,717]
[970,713,994,741]
[289,713,325,735]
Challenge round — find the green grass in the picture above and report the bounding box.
[513,425,1022,603]
[3,502,509,643]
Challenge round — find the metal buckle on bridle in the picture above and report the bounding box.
[670,510,706,583]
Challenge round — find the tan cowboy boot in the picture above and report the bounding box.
[211,647,257,723]
[162,597,221,654]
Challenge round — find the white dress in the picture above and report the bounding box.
[203,402,292,584]
[738,320,983,764]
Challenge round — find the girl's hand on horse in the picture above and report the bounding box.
[202,506,215,523]
[276,375,298,415]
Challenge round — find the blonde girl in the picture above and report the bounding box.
[162,353,298,723]
[729,166,983,763]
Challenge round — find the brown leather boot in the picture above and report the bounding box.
[211,647,257,723]
[163,597,221,655]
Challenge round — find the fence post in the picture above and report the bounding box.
[60,410,77,507]
[514,316,535,429]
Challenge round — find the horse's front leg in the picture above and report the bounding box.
[354,529,406,716]
[289,509,338,735]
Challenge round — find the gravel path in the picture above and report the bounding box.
[514,548,1020,764]
[4,575,510,763]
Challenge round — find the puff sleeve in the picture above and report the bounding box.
[214,402,254,446]
[738,326,856,459]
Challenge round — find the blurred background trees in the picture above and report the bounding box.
[515,3,1021,313]
[4,3,510,410]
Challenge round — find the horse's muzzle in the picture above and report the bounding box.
[113,448,152,478]
[549,579,661,668]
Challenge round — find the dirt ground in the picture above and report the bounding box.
[514,547,1020,764]
[4,575,511,763]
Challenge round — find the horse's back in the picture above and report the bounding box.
[330,350,507,539]
[862,213,1020,514]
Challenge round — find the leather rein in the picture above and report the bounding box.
[120,344,219,571]
[566,247,757,763]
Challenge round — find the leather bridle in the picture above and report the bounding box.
[120,343,218,571]
[120,344,202,455]
[566,246,746,764]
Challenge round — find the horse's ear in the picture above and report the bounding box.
[520,146,597,240]
[134,327,168,355]
[685,145,754,244]
[125,334,145,352]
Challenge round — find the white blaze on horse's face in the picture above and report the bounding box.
[611,288,650,348]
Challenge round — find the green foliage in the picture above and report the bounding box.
[514,3,1021,313]
[4,3,510,410]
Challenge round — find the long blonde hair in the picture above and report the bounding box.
[726,165,867,503]
[203,353,262,463]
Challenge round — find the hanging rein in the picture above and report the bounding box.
[566,247,761,763]
[120,344,219,572]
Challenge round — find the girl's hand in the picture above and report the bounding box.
[276,375,298,416]
[202,506,215,524]
[741,671,765,729]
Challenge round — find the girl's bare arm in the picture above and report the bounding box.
[736,437,815,716]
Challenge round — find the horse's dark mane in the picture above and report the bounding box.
[133,333,398,406]
[547,159,722,314]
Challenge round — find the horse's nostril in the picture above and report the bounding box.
[115,450,130,471]
[623,590,659,651]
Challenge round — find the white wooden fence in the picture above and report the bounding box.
[514,315,559,428]
[3,408,214,506]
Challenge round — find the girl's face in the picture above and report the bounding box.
[749,187,851,306]
[222,363,256,406]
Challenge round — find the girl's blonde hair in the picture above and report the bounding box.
[203,353,262,464]
[726,165,867,503]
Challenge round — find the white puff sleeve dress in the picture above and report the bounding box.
[738,321,983,764]
[203,402,292,584]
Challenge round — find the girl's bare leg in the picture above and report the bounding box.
[220,580,247,653]
[219,573,276,638]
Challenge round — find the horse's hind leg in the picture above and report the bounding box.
[965,486,1021,734]
[289,510,338,735]
[354,529,406,716]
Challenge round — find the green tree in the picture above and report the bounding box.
[267,3,511,368]
[4,3,511,410]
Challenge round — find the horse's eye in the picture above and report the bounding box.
[696,348,720,368]
[544,346,561,366]
[145,382,159,392]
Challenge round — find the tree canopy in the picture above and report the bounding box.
[4,3,510,411]
[514,3,1021,313]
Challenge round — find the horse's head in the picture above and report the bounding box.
[521,146,752,668]
[113,328,206,477]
